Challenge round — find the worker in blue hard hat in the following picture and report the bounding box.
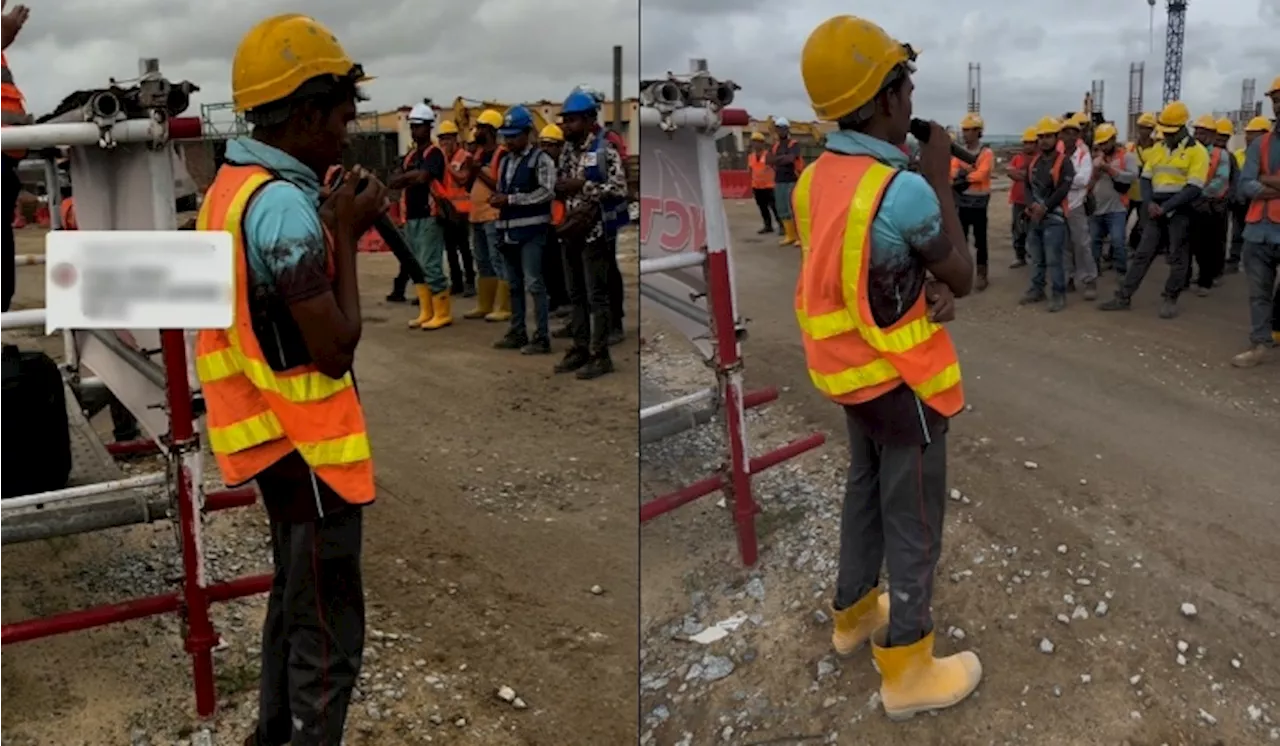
[490,104,557,353]
[554,89,628,380]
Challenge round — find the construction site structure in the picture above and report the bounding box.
[1091,79,1106,120]
[1161,0,1189,104]
[967,63,981,114]
[1240,79,1258,124]
[1128,62,1146,142]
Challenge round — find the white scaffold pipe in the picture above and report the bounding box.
[639,252,706,275]
[0,118,166,151]
[639,386,716,421]
[639,106,723,132]
[15,254,45,266]
[0,308,46,328]
[0,471,168,512]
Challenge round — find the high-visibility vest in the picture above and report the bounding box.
[1126,143,1153,201]
[1029,152,1070,216]
[2,52,29,158]
[950,146,994,195]
[1246,132,1280,225]
[1233,148,1246,169]
[1143,136,1209,194]
[748,150,775,190]
[442,148,471,215]
[771,140,805,181]
[468,146,506,223]
[791,153,963,415]
[1204,146,1229,200]
[194,164,375,503]
[398,145,452,219]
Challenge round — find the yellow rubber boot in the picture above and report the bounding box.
[421,291,453,330]
[408,285,433,328]
[464,276,497,319]
[871,630,983,721]
[831,588,889,656]
[485,281,512,323]
[779,219,797,246]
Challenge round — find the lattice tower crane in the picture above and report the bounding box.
[1149,0,1188,105]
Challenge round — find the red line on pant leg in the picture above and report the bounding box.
[914,445,933,638]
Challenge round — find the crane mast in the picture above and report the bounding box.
[1162,0,1188,104]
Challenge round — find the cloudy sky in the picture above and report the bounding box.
[9,0,638,126]
[641,0,1280,135]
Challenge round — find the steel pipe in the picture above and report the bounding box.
[1,491,171,545]
[639,387,715,421]
[0,308,45,328]
[0,118,167,151]
[14,254,45,266]
[86,329,167,389]
[639,107,722,131]
[0,471,167,511]
[640,252,705,275]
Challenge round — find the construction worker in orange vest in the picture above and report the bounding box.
[539,123,572,322]
[389,102,453,329]
[1231,76,1280,368]
[436,119,476,298]
[766,117,804,246]
[195,15,386,745]
[796,15,980,720]
[460,110,511,321]
[1229,115,1273,273]
[1187,114,1234,294]
[747,131,778,234]
[950,112,994,290]
[2,0,31,313]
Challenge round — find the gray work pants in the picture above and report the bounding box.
[1243,240,1280,346]
[1064,208,1099,285]
[254,458,366,746]
[834,409,948,647]
[1119,210,1192,302]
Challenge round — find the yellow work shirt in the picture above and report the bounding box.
[1141,137,1209,195]
[1233,148,1246,169]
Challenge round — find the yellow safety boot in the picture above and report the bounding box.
[408,285,433,328]
[871,629,983,721]
[485,281,513,323]
[464,276,497,319]
[779,219,797,246]
[831,588,889,656]
[420,291,453,330]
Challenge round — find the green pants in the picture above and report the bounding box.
[404,217,448,294]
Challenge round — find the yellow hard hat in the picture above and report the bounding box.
[1061,113,1088,131]
[1245,115,1273,133]
[1157,101,1191,131]
[960,112,984,130]
[437,120,459,136]
[1137,111,1158,129]
[801,15,917,122]
[1215,117,1234,136]
[1267,75,1280,95]
[1094,123,1118,144]
[540,123,564,142]
[1021,126,1037,143]
[750,131,766,141]
[232,14,364,113]
[1034,116,1062,137]
[1192,113,1217,131]
[476,109,504,129]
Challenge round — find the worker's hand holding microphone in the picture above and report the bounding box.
[326,166,389,241]
[914,120,953,186]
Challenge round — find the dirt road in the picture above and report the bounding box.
[640,195,1280,745]
[2,227,639,745]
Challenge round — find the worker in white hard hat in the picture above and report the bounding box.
[1230,76,1280,368]
[766,117,805,246]
[389,101,453,329]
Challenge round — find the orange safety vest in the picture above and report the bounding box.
[468,146,506,223]
[791,153,964,415]
[748,150,775,190]
[770,140,805,175]
[1205,146,1228,200]
[398,144,452,219]
[551,199,566,226]
[1247,132,1280,224]
[59,197,77,230]
[193,164,375,503]
[1029,151,1070,215]
[1096,149,1131,208]
[2,51,28,158]
[950,146,993,195]
[443,148,471,215]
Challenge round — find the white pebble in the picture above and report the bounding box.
[1248,705,1263,722]
[948,626,966,640]
[1024,461,1039,470]
[497,685,516,703]
[1176,640,1189,653]
[1231,658,1242,669]
[1180,602,1198,618]
[1075,578,1092,586]
[1079,478,1088,485]
[949,488,962,501]
[1129,674,1142,685]
[1080,674,1092,684]
[1039,638,1055,654]
[1176,653,1187,666]
[590,585,604,595]
[1057,544,1068,554]
[1094,601,1109,617]
[1198,709,1217,726]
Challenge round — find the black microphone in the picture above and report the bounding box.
[911,118,978,166]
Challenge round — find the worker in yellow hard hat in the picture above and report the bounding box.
[460,109,511,321]
[1057,112,1099,298]
[796,15,980,721]
[433,118,477,302]
[1099,100,1209,318]
[951,112,995,289]
[1181,114,1235,295]
[1004,126,1039,267]
[1228,116,1275,272]
[747,131,779,234]
[1019,115,1076,309]
[1125,112,1160,253]
[1230,75,1280,368]
[199,14,385,744]
[537,122,571,326]
[1088,123,1139,276]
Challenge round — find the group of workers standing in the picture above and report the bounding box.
[381,93,629,379]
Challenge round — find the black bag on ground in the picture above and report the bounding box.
[2,344,73,498]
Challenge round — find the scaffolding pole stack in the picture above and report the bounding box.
[0,59,269,719]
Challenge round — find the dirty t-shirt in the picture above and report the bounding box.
[823,130,953,447]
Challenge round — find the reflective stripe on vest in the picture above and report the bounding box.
[792,153,963,415]
[495,148,551,230]
[748,151,775,189]
[193,164,375,503]
[1246,132,1280,224]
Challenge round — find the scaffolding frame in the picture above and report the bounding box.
[0,62,270,719]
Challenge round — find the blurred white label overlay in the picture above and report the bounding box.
[45,231,234,334]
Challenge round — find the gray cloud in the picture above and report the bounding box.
[641,1,1280,135]
[9,0,638,120]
